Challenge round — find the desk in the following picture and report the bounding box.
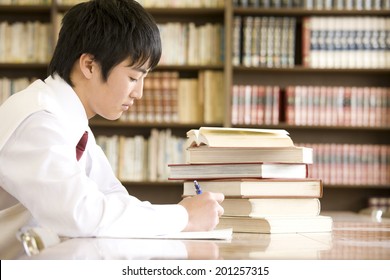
[17,212,390,260]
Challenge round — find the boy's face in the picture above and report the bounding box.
[84,57,149,120]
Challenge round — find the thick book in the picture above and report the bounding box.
[221,198,321,217]
[168,162,308,180]
[217,215,333,233]
[182,179,323,198]
[186,126,294,148]
[186,146,313,164]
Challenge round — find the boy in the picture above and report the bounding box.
[0,0,224,257]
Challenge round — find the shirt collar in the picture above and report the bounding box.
[44,74,89,138]
[45,74,88,126]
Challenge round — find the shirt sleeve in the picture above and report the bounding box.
[0,111,188,238]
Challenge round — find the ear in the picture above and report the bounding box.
[79,53,95,79]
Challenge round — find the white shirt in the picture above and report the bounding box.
[0,75,188,239]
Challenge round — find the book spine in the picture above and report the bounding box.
[301,142,390,186]
[232,16,242,66]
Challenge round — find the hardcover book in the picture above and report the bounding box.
[168,162,308,180]
[221,198,321,217]
[186,126,294,148]
[217,215,333,233]
[186,145,313,164]
[182,178,323,198]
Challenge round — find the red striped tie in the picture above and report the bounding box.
[76,131,88,161]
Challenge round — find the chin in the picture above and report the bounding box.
[100,113,122,121]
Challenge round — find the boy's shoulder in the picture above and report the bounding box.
[0,79,56,150]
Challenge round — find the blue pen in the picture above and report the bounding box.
[194,180,202,195]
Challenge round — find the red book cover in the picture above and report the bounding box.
[335,87,344,126]
[306,86,314,126]
[375,87,383,127]
[250,85,258,125]
[256,85,265,125]
[272,86,280,125]
[264,86,273,125]
[325,86,333,126]
[244,85,252,125]
[312,86,321,126]
[319,86,327,126]
[301,17,311,67]
[231,85,239,125]
[343,86,352,126]
[238,85,246,125]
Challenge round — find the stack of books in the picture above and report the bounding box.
[168,127,333,233]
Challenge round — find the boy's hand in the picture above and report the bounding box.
[179,191,224,232]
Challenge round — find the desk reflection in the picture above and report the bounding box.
[18,238,222,260]
[16,212,390,260]
[18,233,332,260]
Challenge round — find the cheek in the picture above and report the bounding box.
[107,79,132,100]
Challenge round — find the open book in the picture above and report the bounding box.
[186,127,294,148]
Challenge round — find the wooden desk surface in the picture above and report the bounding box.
[18,211,390,260]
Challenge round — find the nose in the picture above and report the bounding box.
[130,79,144,100]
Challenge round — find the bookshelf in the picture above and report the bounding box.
[227,1,390,211]
[0,0,389,211]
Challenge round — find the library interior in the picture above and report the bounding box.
[0,0,389,260]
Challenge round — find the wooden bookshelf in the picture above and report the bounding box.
[227,1,390,211]
[1,0,389,211]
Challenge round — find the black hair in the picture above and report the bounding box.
[48,0,161,86]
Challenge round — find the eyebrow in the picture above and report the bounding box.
[136,68,149,74]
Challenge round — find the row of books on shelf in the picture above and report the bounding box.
[232,85,280,126]
[55,13,225,67]
[231,84,390,127]
[0,71,224,124]
[2,77,388,129]
[157,22,224,66]
[136,0,224,7]
[233,16,296,68]
[0,17,224,67]
[303,143,390,186]
[233,15,390,69]
[170,127,333,234]
[233,0,390,10]
[2,0,388,10]
[0,0,51,4]
[120,70,225,124]
[0,21,52,63]
[97,129,186,182]
[53,0,225,7]
[285,85,390,127]
[303,17,390,69]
